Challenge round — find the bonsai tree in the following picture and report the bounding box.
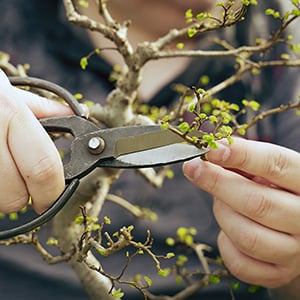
[1,0,300,299]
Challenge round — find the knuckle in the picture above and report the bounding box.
[1,193,29,213]
[29,155,62,185]
[203,169,222,193]
[223,257,245,280]
[232,141,249,168]
[264,152,288,178]
[244,190,272,219]
[237,228,259,254]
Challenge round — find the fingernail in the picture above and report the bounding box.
[207,141,231,163]
[183,158,203,181]
[79,104,90,118]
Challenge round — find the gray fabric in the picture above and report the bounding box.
[0,0,297,299]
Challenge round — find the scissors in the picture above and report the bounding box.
[0,77,209,240]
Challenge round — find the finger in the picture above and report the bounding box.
[0,128,29,213]
[205,138,300,194]
[13,86,79,118]
[218,231,297,288]
[7,101,65,213]
[17,88,89,118]
[183,158,300,234]
[213,199,300,264]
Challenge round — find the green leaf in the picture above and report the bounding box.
[83,100,95,107]
[176,255,188,266]
[46,237,58,246]
[96,246,107,256]
[238,124,248,135]
[9,212,18,221]
[166,169,174,179]
[176,275,182,285]
[209,274,221,284]
[178,122,191,132]
[112,288,124,298]
[166,237,175,246]
[80,57,88,70]
[202,134,218,149]
[248,285,261,293]
[184,234,194,245]
[189,103,196,112]
[75,216,84,224]
[196,12,206,21]
[177,227,188,240]
[185,9,193,19]
[291,9,300,16]
[208,115,218,124]
[199,75,210,85]
[104,216,111,224]
[227,136,234,145]
[251,67,261,75]
[281,53,290,60]
[160,123,169,130]
[162,115,171,122]
[91,224,101,231]
[89,216,99,223]
[78,0,89,8]
[187,27,197,38]
[265,8,281,18]
[176,42,185,49]
[229,103,240,111]
[144,276,152,287]
[74,93,83,100]
[220,125,233,136]
[158,268,171,277]
[232,281,240,290]
[166,252,175,259]
[249,100,260,111]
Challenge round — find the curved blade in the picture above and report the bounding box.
[101,126,209,168]
[113,126,184,157]
[115,143,209,167]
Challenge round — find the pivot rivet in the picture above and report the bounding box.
[88,137,105,154]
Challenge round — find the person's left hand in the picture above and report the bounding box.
[183,137,300,288]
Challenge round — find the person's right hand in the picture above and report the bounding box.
[0,70,75,214]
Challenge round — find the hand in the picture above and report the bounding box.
[183,137,300,288]
[0,70,75,214]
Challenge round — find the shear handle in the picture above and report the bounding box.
[0,179,80,240]
[9,76,86,117]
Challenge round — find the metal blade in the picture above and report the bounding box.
[114,128,186,157]
[115,143,209,167]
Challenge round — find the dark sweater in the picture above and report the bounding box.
[0,1,298,299]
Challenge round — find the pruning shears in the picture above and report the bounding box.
[0,77,209,240]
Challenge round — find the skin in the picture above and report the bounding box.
[2,0,298,297]
[183,138,300,297]
[0,69,76,213]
